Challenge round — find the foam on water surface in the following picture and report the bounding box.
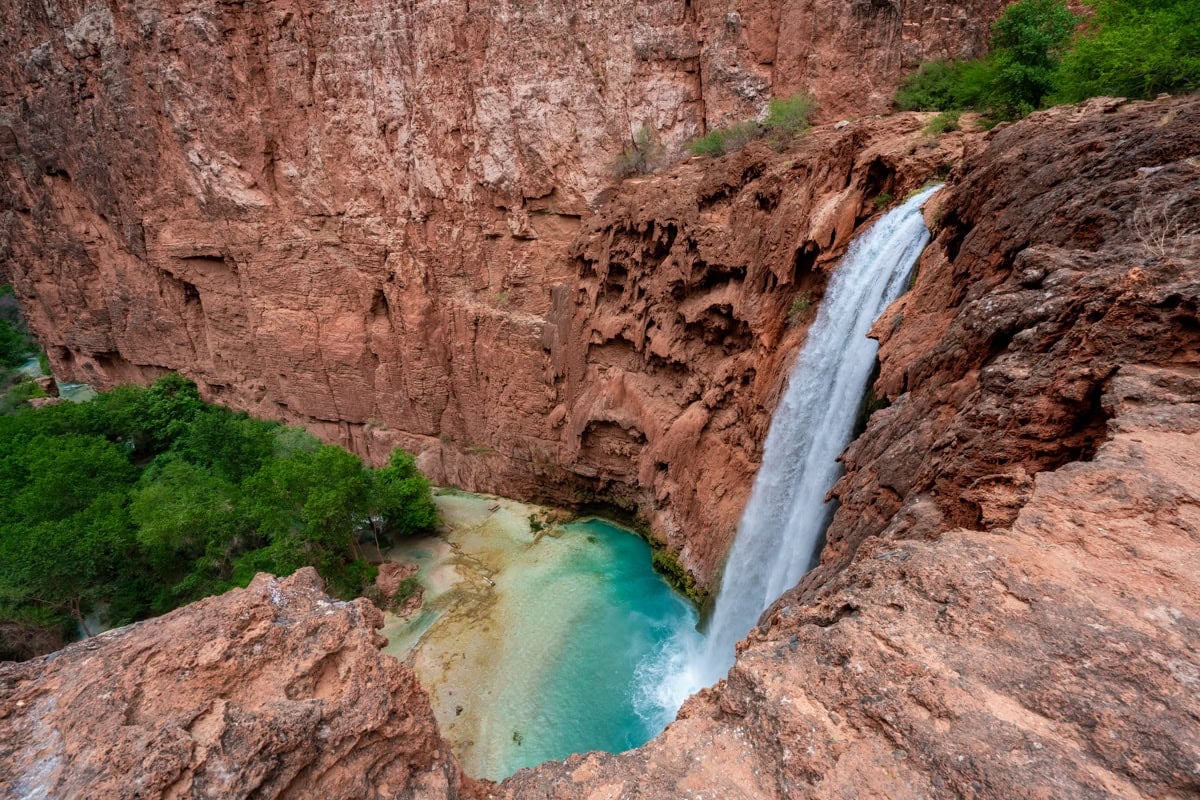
[381,493,697,780]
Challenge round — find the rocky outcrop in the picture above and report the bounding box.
[0,0,1004,590]
[806,95,1200,596]
[495,96,1200,799]
[498,363,1200,799]
[0,569,474,799]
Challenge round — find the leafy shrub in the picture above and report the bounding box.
[1053,0,1200,102]
[897,0,1198,117]
[688,120,760,158]
[0,319,31,370]
[923,110,962,136]
[895,59,996,112]
[787,292,813,327]
[987,0,1079,116]
[613,125,665,179]
[873,192,895,210]
[762,93,817,146]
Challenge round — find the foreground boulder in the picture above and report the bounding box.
[0,569,471,799]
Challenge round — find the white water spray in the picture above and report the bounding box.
[635,185,942,722]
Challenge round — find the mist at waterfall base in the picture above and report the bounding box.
[635,186,942,719]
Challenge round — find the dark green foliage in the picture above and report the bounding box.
[371,450,439,538]
[988,0,1079,115]
[1053,0,1200,101]
[650,547,708,606]
[687,94,817,158]
[0,284,37,374]
[688,121,760,157]
[895,0,1076,117]
[895,58,997,112]
[897,0,1199,118]
[0,374,437,656]
[170,408,278,483]
[762,93,816,146]
[0,319,29,370]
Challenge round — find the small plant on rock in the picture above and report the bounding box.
[923,110,962,136]
[787,292,814,327]
[612,124,665,179]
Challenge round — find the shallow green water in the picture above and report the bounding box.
[494,518,696,774]
[381,496,697,781]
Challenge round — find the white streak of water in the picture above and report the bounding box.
[635,185,942,721]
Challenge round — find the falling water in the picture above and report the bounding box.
[636,185,942,720]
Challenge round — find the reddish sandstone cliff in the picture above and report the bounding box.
[2,95,1194,800]
[495,95,1200,800]
[0,0,1005,589]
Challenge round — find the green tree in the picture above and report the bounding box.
[141,373,204,451]
[240,444,371,572]
[988,0,1080,115]
[0,492,135,635]
[370,449,439,545]
[130,457,247,570]
[0,318,30,369]
[1053,0,1200,101]
[6,434,137,523]
[170,408,278,483]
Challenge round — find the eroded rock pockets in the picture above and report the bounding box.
[495,98,1200,800]
[803,95,1200,596]
[553,118,975,584]
[0,0,1007,593]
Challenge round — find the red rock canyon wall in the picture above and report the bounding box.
[0,0,1006,588]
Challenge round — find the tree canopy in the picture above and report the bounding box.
[895,0,1200,119]
[0,375,438,654]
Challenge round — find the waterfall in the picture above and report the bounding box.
[636,185,941,721]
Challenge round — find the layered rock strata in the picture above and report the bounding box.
[0,0,1003,588]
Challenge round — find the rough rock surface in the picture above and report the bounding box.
[807,95,1200,595]
[0,569,473,799]
[498,364,1200,799]
[0,0,1002,589]
[0,93,1197,800]
[495,98,1200,799]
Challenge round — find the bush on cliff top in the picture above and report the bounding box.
[688,92,817,158]
[0,375,437,655]
[896,0,1200,119]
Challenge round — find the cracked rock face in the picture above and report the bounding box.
[0,569,472,800]
[3,96,1195,800]
[493,97,1200,800]
[0,0,1003,590]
